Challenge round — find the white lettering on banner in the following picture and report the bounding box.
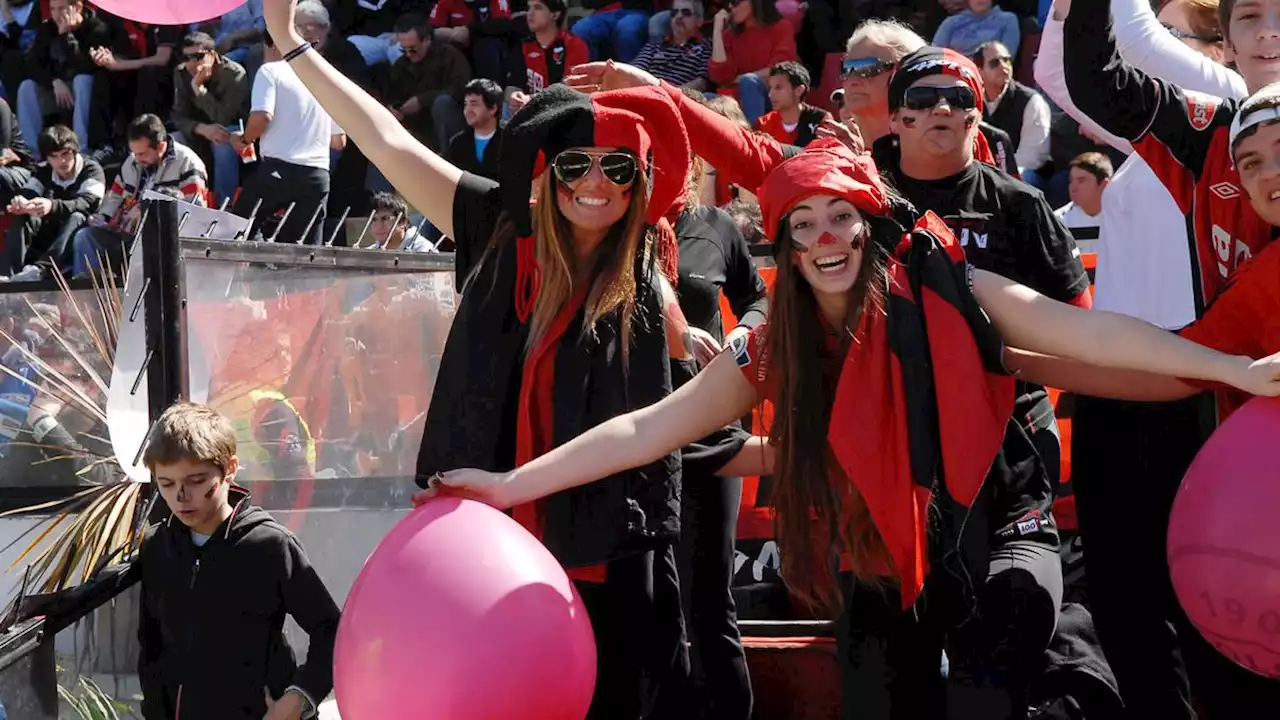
[527,68,545,93]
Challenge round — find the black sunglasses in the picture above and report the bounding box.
[985,55,1013,70]
[182,50,209,62]
[672,7,695,15]
[901,85,978,112]
[552,150,638,186]
[841,56,895,80]
[1162,22,1222,44]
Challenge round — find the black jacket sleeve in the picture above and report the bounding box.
[52,160,106,218]
[712,207,768,329]
[15,555,143,635]
[279,535,341,704]
[23,25,55,87]
[137,554,166,720]
[504,42,527,91]
[451,171,504,286]
[1061,0,1231,178]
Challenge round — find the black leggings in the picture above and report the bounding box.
[1072,395,1280,718]
[674,473,752,719]
[836,540,1063,720]
[574,547,690,720]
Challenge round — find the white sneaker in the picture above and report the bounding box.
[11,265,42,282]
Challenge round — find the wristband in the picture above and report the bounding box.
[283,42,313,63]
[32,414,59,443]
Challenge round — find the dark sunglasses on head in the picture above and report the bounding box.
[841,56,895,80]
[552,150,638,186]
[1162,22,1222,43]
[986,55,1013,70]
[901,84,978,112]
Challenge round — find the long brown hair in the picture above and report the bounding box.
[765,217,895,616]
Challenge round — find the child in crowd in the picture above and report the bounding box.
[15,402,340,720]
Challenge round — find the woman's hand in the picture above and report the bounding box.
[564,61,661,94]
[411,469,518,509]
[814,117,864,155]
[688,326,722,366]
[1228,352,1280,397]
[262,0,305,50]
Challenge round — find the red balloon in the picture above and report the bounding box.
[1169,396,1280,678]
[335,497,597,719]
[90,0,250,25]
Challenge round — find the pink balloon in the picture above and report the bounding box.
[774,0,803,26]
[335,497,597,719]
[90,0,249,25]
[1169,396,1280,679]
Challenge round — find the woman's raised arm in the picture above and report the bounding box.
[262,0,462,238]
[974,269,1280,398]
[427,351,759,508]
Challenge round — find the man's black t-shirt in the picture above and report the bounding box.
[873,142,1090,433]
[674,204,768,341]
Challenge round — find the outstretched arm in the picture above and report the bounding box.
[430,351,759,508]
[974,269,1280,396]
[261,0,461,238]
[1004,348,1200,402]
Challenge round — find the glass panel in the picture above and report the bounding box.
[0,287,117,491]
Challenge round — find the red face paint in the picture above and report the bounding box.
[963,116,976,128]
[792,230,865,253]
[902,116,917,127]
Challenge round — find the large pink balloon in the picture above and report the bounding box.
[335,497,597,719]
[90,0,249,25]
[1169,396,1280,678]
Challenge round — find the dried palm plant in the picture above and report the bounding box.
[0,262,151,616]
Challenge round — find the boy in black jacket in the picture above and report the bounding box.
[3,124,103,279]
[12,402,340,720]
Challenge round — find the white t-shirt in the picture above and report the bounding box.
[252,60,343,170]
[1054,201,1102,255]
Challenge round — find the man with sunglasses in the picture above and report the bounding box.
[171,32,250,205]
[631,0,713,91]
[974,40,1050,178]
[873,46,1091,497]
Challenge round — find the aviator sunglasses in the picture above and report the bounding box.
[552,150,639,186]
[841,56,896,80]
[901,84,978,112]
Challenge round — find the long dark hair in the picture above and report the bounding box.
[735,0,782,30]
[765,215,894,616]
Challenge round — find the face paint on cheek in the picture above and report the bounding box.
[177,484,189,503]
[204,484,216,500]
[964,116,976,128]
[901,116,917,127]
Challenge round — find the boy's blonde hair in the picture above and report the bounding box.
[142,402,237,474]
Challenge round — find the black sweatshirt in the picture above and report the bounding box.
[14,488,340,720]
[674,203,768,342]
[17,156,106,220]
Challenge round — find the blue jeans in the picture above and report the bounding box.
[71,224,127,277]
[735,74,768,126]
[348,33,404,66]
[17,75,94,159]
[572,9,650,62]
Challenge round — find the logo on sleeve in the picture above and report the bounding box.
[1183,89,1220,132]
[729,333,752,368]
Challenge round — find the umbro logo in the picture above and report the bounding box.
[1210,182,1241,200]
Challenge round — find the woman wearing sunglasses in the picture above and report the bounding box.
[422,135,1280,719]
[258,1,716,715]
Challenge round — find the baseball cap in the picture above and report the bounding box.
[1229,82,1280,158]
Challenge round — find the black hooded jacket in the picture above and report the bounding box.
[14,488,340,720]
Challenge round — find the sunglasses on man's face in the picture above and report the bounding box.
[182,50,208,62]
[901,84,978,112]
[672,7,695,16]
[552,150,639,186]
[841,56,895,80]
[985,55,1013,70]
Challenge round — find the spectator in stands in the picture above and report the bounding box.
[932,0,1022,55]
[504,0,589,112]
[17,0,111,159]
[429,0,514,82]
[0,95,33,205]
[384,13,469,152]
[631,0,712,90]
[333,0,425,66]
[171,32,250,205]
[975,40,1049,177]
[90,18,182,123]
[231,31,345,245]
[446,78,502,179]
[724,196,765,246]
[572,0,652,63]
[70,113,207,276]
[0,0,45,99]
[368,191,434,250]
[830,87,856,126]
[707,0,797,125]
[841,19,924,147]
[2,125,103,280]
[202,0,265,65]
[1055,151,1110,254]
[756,61,830,146]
